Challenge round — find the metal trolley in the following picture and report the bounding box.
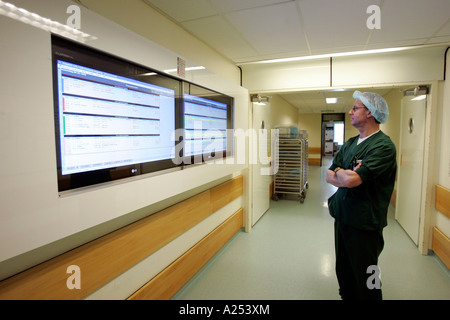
[272,128,308,203]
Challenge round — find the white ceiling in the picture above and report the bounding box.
[142,0,450,113]
[276,87,395,113]
[122,1,450,112]
[143,0,450,64]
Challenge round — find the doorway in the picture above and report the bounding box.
[321,113,345,164]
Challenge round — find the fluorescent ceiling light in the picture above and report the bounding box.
[140,72,158,76]
[411,95,426,101]
[0,0,96,42]
[238,47,411,65]
[328,88,348,92]
[164,66,205,73]
[326,98,338,104]
[186,66,206,71]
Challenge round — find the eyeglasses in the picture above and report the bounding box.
[351,106,367,112]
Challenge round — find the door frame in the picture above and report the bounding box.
[321,113,346,165]
[246,96,272,232]
[417,83,439,254]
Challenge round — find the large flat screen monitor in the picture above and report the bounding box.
[52,36,181,192]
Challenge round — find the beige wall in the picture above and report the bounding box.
[298,113,321,148]
[382,89,403,155]
[270,94,298,127]
[344,113,360,141]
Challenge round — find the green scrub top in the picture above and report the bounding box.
[328,131,397,231]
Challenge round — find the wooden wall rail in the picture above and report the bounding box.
[432,227,450,268]
[436,185,450,219]
[0,175,243,300]
[433,184,450,268]
[128,209,243,300]
[308,147,321,166]
[308,158,321,166]
[308,147,321,155]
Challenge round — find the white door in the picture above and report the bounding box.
[395,94,427,245]
[251,102,271,226]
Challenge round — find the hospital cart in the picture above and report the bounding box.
[272,127,308,203]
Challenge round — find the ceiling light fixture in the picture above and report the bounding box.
[326,98,338,104]
[236,46,434,66]
[411,95,426,101]
[164,66,205,73]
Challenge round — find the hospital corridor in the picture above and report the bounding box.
[173,158,450,300]
[1,0,450,302]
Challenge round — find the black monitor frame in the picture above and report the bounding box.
[51,35,234,193]
[51,35,182,192]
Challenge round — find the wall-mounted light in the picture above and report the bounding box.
[326,98,338,104]
[411,95,426,101]
[251,94,270,105]
[404,85,429,98]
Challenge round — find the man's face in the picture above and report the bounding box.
[349,99,369,128]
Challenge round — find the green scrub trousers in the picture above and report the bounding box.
[328,131,397,300]
[334,220,384,300]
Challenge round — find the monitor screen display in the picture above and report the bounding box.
[55,61,175,175]
[182,83,234,163]
[183,93,228,157]
[52,36,181,191]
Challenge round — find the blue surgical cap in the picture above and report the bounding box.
[353,90,389,124]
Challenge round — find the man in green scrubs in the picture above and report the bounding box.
[326,91,397,300]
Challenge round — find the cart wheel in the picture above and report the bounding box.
[272,194,279,201]
[305,182,309,189]
[299,196,305,204]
